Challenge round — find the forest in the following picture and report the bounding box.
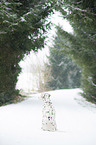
[0,0,96,105]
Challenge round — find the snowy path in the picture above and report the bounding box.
[0,89,96,145]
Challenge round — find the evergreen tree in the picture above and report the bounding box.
[45,35,81,90]
[0,0,55,105]
[55,0,96,103]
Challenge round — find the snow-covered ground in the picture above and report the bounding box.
[0,88,96,145]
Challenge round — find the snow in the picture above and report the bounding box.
[0,88,96,145]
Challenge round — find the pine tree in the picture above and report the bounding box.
[55,0,96,103]
[0,0,55,105]
[45,35,81,90]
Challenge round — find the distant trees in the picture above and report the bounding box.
[0,0,55,105]
[45,35,81,90]
[55,0,96,103]
[0,0,96,105]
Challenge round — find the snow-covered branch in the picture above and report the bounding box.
[64,4,96,15]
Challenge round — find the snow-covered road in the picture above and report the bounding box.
[0,89,96,145]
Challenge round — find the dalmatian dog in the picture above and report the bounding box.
[40,93,57,131]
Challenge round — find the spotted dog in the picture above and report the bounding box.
[40,93,57,131]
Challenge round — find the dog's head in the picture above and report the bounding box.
[40,93,51,102]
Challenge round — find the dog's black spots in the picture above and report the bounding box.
[40,93,57,131]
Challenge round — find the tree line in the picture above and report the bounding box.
[0,0,55,105]
[44,34,81,91]
[0,0,96,105]
[55,0,96,103]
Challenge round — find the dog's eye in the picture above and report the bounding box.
[48,116,50,120]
